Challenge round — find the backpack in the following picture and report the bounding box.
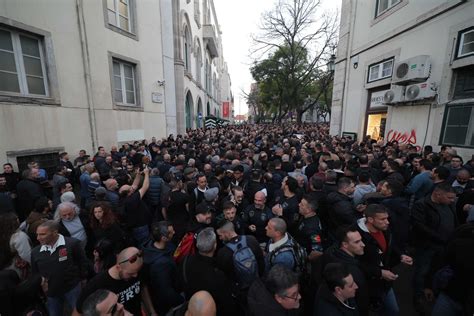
[173,232,196,263]
[269,235,308,275]
[225,236,259,289]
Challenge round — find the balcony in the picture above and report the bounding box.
[203,24,219,59]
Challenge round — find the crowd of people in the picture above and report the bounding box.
[0,123,473,316]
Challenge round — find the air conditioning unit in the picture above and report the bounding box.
[405,82,437,101]
[383,85,405,104]
[392,55,431,85]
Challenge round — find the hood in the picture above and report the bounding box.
[355,184,375,195]
[357,217,369,233]
[142,240,174,265]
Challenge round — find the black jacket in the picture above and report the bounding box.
[327,191,359,231]
[16,179,45,220]
[323,247,369,316]
[178,253,238,316]
[143,240,184,315]
[356,219,400,299]
[411,196,458,248]
[31,236,88,297]
[313,282,358,316]
[247,278,300,316]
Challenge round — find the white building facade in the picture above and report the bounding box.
[0,0,232,171]
[169,0,233,132]
[330,0,474,159]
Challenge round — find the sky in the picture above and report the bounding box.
[213,0,341,115]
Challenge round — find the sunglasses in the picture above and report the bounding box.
[118,251,142,265]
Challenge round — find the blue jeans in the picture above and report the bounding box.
[432,292,463,316]
[46,283,81,316]
[133,225,150,246]
[380,287,399,316]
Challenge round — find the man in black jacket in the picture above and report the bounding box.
[143,221,184,315]
[411,183,458,309]
[31,220,88,316]
[357,204,413,316]
[314,263,359,316]
[178,227,238,316]
[247,265,301,316]
[326,177,363,242]
[324,225,369,315]
[17,167,45,221]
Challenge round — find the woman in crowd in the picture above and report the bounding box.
[89,201,127,252]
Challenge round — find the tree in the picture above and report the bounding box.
[250,0,338,123]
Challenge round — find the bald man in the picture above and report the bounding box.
[186,291,216,316]
[241,191,275,245]
[167,291,216,316]
[73,247,157,316]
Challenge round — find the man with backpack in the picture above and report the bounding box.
[264,218,307,275]
[216,220,264,314]
[216,220,264,288]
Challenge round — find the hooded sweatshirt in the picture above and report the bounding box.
[143,240,183,314]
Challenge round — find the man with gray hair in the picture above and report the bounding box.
[55,201,89,249]
[178,227,238,316]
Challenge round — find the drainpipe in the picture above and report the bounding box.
[340,0,357,137]
[76,0,98,150]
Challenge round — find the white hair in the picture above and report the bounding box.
[54,201,80,221]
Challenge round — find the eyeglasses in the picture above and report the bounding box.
[107,303,117,315]
[280,291,300,301]
[118,251,142,265]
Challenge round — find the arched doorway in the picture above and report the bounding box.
[185,91,193,129]
[197,98,203,128]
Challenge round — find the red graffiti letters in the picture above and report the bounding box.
[387,129,417,146]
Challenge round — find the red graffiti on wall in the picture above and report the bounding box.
[386,129,421,151]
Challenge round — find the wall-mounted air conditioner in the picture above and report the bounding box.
[392,55,431,85]
[383,85,405,104]
[405,82,437,101]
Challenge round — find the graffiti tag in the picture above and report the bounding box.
[386,129,421,151]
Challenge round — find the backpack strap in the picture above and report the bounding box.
[225,235,247,253]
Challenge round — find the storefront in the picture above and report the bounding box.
[365,87,389,140]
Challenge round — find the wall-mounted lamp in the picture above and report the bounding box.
[351,55,359,69]
[157,80,165,86]
[328,54,336,72]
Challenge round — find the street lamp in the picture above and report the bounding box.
[328,53,336,72]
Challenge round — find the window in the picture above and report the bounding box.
[441,104,474,147]
[457,28,474,58]
[0,28,48,96]
[184,26,191,72]
[106,0,135,34]
[368,59,393,82]
[376,0,401,17]
[112,59,137,106]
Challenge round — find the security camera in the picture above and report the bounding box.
[157,80,165,86]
